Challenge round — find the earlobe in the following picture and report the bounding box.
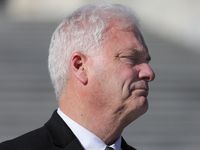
[70,52,88,85]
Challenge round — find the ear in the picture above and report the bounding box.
[70,52,88,85]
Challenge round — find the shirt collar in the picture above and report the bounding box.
[57,108,122,150]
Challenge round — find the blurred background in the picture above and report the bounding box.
[0,0,200,150]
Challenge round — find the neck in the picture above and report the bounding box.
[59,79,126,145]
[59,94,124,145]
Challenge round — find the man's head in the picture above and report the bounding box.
[48,3,140,100]
[48,4,155,141]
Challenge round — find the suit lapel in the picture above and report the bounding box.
[121,137,136,150]
[45,110,84,150]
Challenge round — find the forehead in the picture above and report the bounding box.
[103,27,149,57]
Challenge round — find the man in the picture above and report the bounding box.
[0,3,155,150]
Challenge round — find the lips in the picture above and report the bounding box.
[140,90,148,97]
[133,82,149,91]
[136,88,149,97]
[130,82,149,97]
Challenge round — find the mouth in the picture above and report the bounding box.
[135,88,149,97]
[139,89,148,97]
[128,83,149,98]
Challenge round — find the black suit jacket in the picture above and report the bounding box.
[0,110,136,150]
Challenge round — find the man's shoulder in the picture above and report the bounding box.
[0,126,52,150]
[0,110,73,150]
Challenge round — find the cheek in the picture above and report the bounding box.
[107,66,138,100]
[115,66,138,87]
[119,68,142,106]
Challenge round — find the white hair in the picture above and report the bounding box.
[48,3,140,100]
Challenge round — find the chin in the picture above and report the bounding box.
[140,98,149,114]
[125,104,149,126]
[139,95,149,110]
[123,96,149,125]
[133,98,149,119]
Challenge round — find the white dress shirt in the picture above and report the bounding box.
[57,108,122,150]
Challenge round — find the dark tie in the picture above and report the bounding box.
[105,147,114,150]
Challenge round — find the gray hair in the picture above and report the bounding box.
[48,3,140,100]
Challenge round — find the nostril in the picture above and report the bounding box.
[142,77,150,82]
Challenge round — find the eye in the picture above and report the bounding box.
[127,56,138,62]
[120,56,138,65]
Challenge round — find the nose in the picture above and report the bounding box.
[138,63,155,82]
